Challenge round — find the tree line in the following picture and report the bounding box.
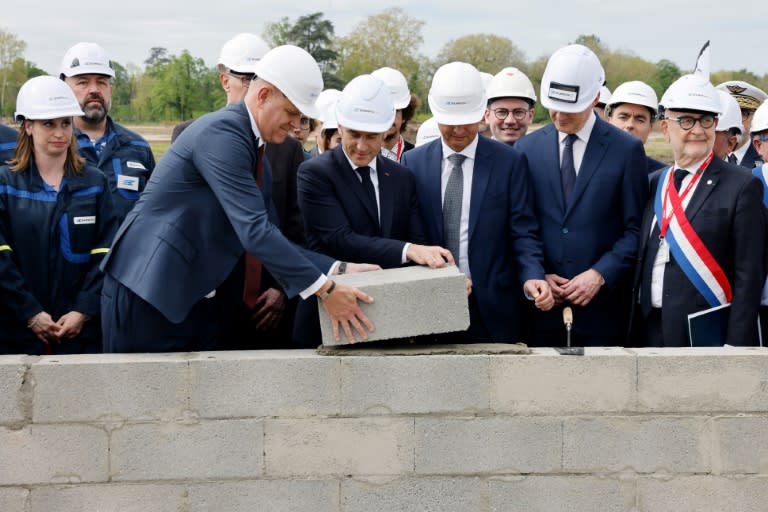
[2,8,768,124]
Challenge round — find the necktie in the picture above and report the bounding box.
[673,168,687,192]
[727,154,737,165]
[356,166,378,223]
[561,134,578,204]
[443,153,466,262]
[243,145,265,309]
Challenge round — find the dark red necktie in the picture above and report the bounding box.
[243,145,265,309]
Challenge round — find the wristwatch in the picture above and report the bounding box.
[338,262,347,274]
[317,280,336,301]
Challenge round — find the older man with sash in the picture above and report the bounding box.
[633,72,766,346]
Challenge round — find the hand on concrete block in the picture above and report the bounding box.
[406,244,454,268]
[319,282,375,343]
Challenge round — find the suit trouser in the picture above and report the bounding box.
[101,274,220,353]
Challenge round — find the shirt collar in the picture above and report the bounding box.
[245,102,265,148]
[440,133,479,161]
[342,148,378,172]
[673,156,709,174]
[558,111,597,145]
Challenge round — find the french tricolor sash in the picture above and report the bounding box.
[654,156,733,307]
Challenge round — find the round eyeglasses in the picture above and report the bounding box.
[665,114,716,130]
[491,107,532,121]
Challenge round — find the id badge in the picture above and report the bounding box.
[658,238,670,264]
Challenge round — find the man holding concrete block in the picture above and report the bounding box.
[295,74,454,346]
[402,62,553,343]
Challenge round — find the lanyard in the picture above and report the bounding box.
[393,136,404,162]
[659,152,714,239]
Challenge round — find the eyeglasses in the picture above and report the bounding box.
[665,114,716,130]
[491,107,532,121]
[299,117,311,129]
[228,70,255,87]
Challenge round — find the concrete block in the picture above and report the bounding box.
[341,355,488,415]
[713,416,768,474]
[30,484,183,512]
[633,347,768,412]
[319,265,469,346]
[0,487,29,512]
[415,417,562,474]
[110,419,262,481]
[638,476,768,512]
[188,481,339,512]
[563,416,710,473]
[489,476,635,512]
[342,477,481,512]
[264,418,414,477]
[490,348,636,415]
[0,355,28,426]
[32,353,189,423]
[0,425,108,485]
[189,350,340,418]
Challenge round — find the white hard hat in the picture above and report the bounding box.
[15,75,84,121]
[371,67,411,109]
[218,33,270,74]
[335,75,395,133]
[660,74,722,115]
[608,81,659,115]
[716,90,743,133]
[597,85,612,106]
[315,89,342,122]
[479,72,493,98]
[320,102,339,131]
[428,62,486,125]
[486,67,537,104]
[749,100,768,134]
[415,117,440,147]
[716,80,768,111]
[540,44,605,113]
[60,42,115,78]
[253,45,323,119]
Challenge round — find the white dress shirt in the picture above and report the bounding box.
[557,112,597,175]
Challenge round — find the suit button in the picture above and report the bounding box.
[562,228,569,234]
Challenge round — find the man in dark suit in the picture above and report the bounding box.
[716,80,768,169]
[633,74,766,347]
[100,46,375,352]
[514,45,649,346]
[402,62,553,342]
[295,74,452,346]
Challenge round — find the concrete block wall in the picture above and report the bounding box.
[1,347,767,511]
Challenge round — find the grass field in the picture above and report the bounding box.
[133,122,674,165]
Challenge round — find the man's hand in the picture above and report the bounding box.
[341,263,382,274]
[249,288,287,330]
[545,274,569,305]
[28,311,60,344]
[524,279,555,311]
[55,311,89,339]
[318,281,375,342]
[406,244,454,268]
[561,268,604,306]
[465,277,473,296]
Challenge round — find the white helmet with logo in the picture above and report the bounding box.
[335,74,395,133]
[60,42,115,78]
[608,80,659,116]
[15,75,85,121]
[716,90,743,133]
[415,117,440,147]
[750,100,768,134]
[540,44,605,113]
[218,33,270,74]
[253,45,323,119]
[371,67,411,109]
[597,85,612,107]
[486,67,537,104]
[428,62,486,125]
[660,74,722,115]
[315,89,342,122]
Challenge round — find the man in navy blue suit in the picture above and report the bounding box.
[101,46,375,352]
[402,62,553,342]
[295,74,453,345]
[515,44,649,346]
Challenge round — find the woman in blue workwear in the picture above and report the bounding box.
[0,76,118,354]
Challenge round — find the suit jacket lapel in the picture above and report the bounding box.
[684,159,720,220]
[426,141,445,243]
[541,125,565,216]
[468,138,491,242]
[332,146,380,229]
[567,117,608,217]
[376,156,394,237]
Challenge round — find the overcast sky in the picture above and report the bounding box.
[5,0,767,80]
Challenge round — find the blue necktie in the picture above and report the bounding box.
[443,153,466,262]
[561,134,578,204]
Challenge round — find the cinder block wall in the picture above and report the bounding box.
[1,347,767,512]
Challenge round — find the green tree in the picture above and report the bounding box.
[573,34,609,60]
[0,28,27,117]
[650,59,682,97]
[436,34,526,73]
[337,8,425,91]
[146,51,218,121]
[264,12,341,90]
